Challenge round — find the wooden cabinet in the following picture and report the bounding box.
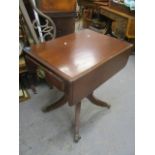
[43,12,76,38]
[39,0,76,38]
[125,18,135,39]
[39,0,76,12]
[79,0,135,39]
[100,6,135,39]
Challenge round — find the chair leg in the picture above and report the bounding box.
[74,102,81,143]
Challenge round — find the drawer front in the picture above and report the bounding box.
[44,68,65,91]
[25,55,65,91]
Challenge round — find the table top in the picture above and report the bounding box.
[28,29,132,81]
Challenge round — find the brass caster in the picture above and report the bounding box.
[74,134,81,143]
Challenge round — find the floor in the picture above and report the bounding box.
[19,55,135,155]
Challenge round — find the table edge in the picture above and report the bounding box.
[24,43,132,83]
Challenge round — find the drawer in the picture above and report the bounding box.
[25,55,65,91]
[44,68,65,91]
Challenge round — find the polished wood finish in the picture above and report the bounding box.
[39,0,76,12]
[29,29,132,80]
[87,93,110,109]
[24,29,132,142]
[26,29,132,105]
[68,49,130,105]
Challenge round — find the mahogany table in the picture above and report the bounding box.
[24,29,133,142]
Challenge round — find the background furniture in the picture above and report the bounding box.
[19,0,58,96]
[24,29,132,142]
[39,0,77,38]
[79,0,135,39]
[19,11,32,102]
[100,5,135,39]
[39,0,76,12]
[41,12,76,38]
[21,0,56,42]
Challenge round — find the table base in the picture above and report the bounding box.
[42,93,110,143]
